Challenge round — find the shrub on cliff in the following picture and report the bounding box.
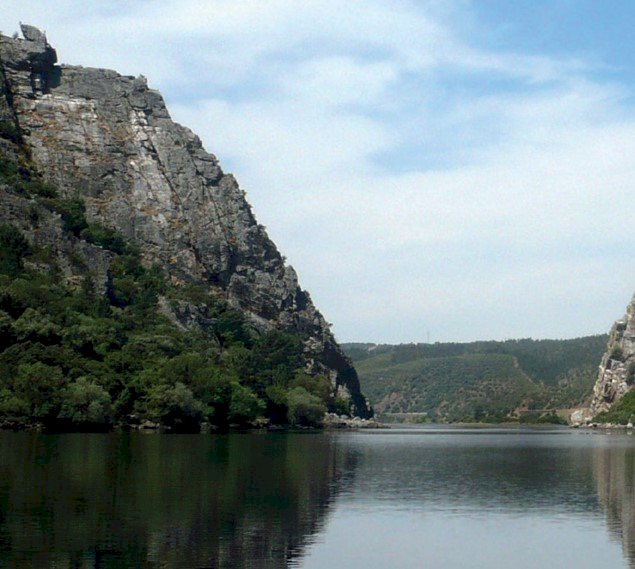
[594,391,635,425]
[0,223,30,277]
[610,345,625,362]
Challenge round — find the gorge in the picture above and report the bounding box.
[1,24,634,429]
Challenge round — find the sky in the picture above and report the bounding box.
[1,1,635,344]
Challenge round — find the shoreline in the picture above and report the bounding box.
[0,413,387,434]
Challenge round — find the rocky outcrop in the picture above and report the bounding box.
[0,25,371,417]
[323,413,386,429]
[586,293,635,419]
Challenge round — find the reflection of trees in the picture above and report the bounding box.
[344,437,601,513]
[0,433,355,568]
[593,443,635,569]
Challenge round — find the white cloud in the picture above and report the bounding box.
[1,1,634,342]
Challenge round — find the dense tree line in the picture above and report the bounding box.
[343,336,607,423]
[0,124,353,431]
[0,219,345,431]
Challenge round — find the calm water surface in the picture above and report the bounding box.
[0,426,633,568]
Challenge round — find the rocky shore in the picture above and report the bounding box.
[322,413,387,429]
[571,422,635,430]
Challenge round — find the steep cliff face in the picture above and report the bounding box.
[0,25,370,417]
[587,293,635,417]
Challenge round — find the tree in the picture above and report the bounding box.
[12,362,65,420]
[0,224,30,277]
[144,382,211,431]
[287,387,326,427]
[228,383,264,424]
[59,377,112,425]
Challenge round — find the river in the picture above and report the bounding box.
[0,426,633,568]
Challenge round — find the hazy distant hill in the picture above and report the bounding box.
[343,336,608,422]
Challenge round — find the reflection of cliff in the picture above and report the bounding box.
[0,433,356,568]
[593,444,635,568]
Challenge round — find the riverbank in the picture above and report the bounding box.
[0,413,386,433]
[572,422,635,430]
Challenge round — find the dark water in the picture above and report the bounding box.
[0,427,634,568]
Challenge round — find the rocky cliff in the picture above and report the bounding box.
[0,25,370,417]
[587,293,635,418]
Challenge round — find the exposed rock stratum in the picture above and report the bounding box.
[588,293,635,417]
[0,25,371,417]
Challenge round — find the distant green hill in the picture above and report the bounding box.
[343,337,608,423]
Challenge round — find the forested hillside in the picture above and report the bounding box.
[343,337,607,422]
[0,164,346,431]
[0,215,346,430]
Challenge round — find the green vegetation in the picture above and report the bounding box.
[0,224,30,277]
[594,392,635,425]
[0,143,58,198]
[0,133,129,255]
[0,219,336,431]
[0,125,343,431]
[610,345,624,362]
[40,195,130,254]
[517,411,567,425]
[0,120,20,144]
[343,337,607,423]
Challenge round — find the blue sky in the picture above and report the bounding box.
[472,1,635,76]
[2,1,635,343]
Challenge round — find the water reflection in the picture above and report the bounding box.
[297,428,632,569]
[2,429,635,569]
[593,438,635,568]
[0,433,353,569]
[334,428,601,513]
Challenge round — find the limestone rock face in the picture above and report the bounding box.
[0,26,371,417]
[589,293,635,417]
